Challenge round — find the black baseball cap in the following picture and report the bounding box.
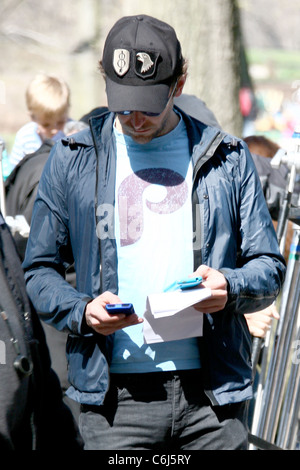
[101,15,183,114]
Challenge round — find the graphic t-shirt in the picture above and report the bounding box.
[110,113,201,373]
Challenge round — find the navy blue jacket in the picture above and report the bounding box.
[23,110,286,406]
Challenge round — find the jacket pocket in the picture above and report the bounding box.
[66,335,109,394]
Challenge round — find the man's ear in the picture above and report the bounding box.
[174,74,187,98]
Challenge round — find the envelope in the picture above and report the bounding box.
[143,287,211,344]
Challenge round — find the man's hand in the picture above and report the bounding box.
[244,304,279,338]
[85,291,143,336]
[192,265,228,314]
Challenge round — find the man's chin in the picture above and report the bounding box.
[129,131,154,144]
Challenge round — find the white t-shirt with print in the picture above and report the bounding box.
[110,114,201,373]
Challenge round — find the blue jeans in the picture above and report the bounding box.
[79,369,249,450]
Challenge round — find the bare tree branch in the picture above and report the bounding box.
[1,24,59,47]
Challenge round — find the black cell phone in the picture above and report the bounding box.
[105,303,135,316]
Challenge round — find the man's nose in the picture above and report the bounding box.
[131,112,146,128]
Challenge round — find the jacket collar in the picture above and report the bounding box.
[76,108,227,173]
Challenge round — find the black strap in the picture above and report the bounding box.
[248,433,284,450]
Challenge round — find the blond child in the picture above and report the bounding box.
[9,73,70,168]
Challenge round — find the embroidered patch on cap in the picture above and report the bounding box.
[113,49,130,76]
[135,51,159,78]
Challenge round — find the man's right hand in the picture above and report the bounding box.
[85,291,143,336]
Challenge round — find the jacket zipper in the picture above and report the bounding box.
[191,130,227,406]
[90,126,104,294]
[191,130,224,270]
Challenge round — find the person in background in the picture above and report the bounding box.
[4,120,88,423]
[23,15,285,450]
[244,134,299,262]
[0,212,83,450]
[9,73,70,168]
[5,120,87,256]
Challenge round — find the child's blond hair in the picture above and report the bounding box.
[26,73,70,119]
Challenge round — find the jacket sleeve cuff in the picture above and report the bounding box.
[71,297,94,336]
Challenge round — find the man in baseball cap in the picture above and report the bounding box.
[23,13,285,452]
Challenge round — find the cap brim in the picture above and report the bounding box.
[105,77,170,114]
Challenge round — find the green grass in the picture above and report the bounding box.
[246,47,300,83]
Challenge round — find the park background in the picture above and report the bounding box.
[0,0,300,152]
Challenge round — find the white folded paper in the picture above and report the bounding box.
[143,286,211,344]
